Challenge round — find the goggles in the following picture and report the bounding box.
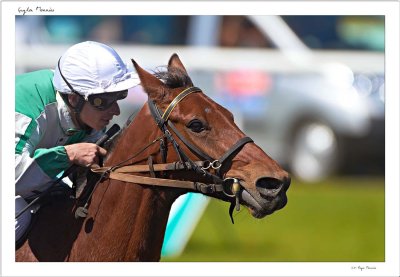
[87,90,128,110]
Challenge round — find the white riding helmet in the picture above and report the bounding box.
[53,41,139,97]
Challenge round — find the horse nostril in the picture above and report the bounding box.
[256,177,282,190]
[255,177,283,197]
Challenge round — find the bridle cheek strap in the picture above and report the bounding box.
[167,121,214,161]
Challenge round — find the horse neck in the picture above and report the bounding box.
[73,104,181,261]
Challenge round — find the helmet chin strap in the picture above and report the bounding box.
[70,96,91,131]
[57,57,92,132]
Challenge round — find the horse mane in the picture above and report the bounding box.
[153,66,193,88]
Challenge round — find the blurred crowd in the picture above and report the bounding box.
[16,15,384,51]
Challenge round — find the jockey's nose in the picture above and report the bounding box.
[108,101,120,116]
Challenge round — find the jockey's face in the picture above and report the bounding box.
[68,94,121,130]
[80,100,121,130]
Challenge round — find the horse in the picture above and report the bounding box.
[16,54,290,262]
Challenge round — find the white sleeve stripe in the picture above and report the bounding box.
[15,112,32,146]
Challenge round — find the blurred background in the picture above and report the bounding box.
[15,15,384,262]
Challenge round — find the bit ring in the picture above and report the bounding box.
[222,177,241,198]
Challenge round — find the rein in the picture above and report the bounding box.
[91,161,225,194]
[85,86,253,223]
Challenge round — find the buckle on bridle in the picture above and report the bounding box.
[201,160,222,170]
[194,182,216,194]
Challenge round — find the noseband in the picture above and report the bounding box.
[88,86,253,223]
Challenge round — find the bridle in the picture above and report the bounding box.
[85,86,253,223]
[149,87,253,185]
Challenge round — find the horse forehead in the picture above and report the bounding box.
[181,93,211,111]
[179,92,232,118]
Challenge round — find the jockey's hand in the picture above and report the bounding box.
[64,143,107,168]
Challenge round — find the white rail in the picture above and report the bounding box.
[16,44,384,74]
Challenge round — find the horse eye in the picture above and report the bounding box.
[187,119,205,133]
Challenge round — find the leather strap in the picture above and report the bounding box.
[218,137,253,165]
[161,87,201,121]
[108,172,224,194]
[148,99,166,129]
[91,161,206,174]
[168,121,214,161]
[215,136,253,176]
[148,156,156,178]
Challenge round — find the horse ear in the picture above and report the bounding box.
[131,59,165,101]
[168,53,188,75]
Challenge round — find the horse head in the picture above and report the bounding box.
[130,54,291,219]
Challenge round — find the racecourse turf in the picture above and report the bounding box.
[161,176,385,262]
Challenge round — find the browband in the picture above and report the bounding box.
[161,87,202,121]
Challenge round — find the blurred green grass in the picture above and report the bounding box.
[161,177,384,262]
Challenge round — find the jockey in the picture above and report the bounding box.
[15,41,139,242]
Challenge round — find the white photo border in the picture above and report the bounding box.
[2,1,399,276]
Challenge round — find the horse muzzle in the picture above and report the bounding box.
[238,176,291,218]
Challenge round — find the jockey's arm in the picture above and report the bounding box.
[15,112,106,198]
[15,133,71,198]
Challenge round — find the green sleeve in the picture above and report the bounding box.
[33,146,71,178]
